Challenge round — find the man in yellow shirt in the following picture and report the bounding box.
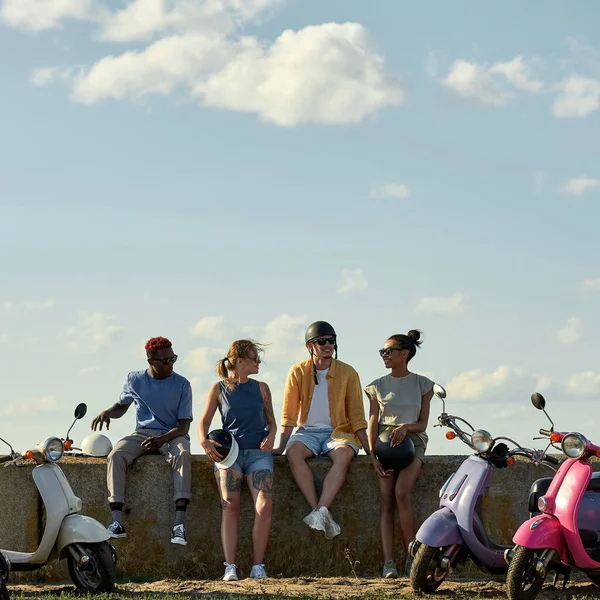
[273,321,370,539]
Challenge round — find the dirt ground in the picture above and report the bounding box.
[8,576,600,599]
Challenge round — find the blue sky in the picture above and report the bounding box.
[1,0,599,458]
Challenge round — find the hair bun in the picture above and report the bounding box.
[407,329,421,343]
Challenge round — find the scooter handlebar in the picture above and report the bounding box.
[544,455,560,465]
[0,455,13,464]
[539,428,552,437]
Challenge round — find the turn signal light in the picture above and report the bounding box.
[446,432,456,440]
[25,450,34,459]
[550,433,561,443]
[507,457,515,466]
[64,440,72,450]
[596,450,600,458]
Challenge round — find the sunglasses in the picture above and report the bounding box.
[378,347,405,357]
[151,355,178,366]
[314,337,336,346]
[246,355,262,364]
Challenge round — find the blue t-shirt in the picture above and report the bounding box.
[119,370,193,436]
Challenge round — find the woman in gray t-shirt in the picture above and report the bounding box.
[364,329,434,580]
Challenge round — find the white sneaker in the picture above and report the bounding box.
[303,508,326,532]
[222,563,238,581]
[319,506,341,539]
[250,564,267,579]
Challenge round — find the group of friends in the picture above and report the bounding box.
[90,321,435,581]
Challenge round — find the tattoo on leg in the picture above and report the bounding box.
[225,470,242,492]
[252,469,273,494]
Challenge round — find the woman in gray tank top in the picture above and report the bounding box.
[198,340,277,582]
[364,330,434,580]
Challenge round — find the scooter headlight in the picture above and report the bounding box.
[561,433,586,459]
[472,429,494,453]
[40,437,64,462]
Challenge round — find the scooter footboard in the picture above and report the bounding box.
[416,507,463,547]
[56,514,110,556]
[513,514,565,553]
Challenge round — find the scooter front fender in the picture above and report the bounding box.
[512,514,565,554]
[416,507,463,548]
[56,514,110,556]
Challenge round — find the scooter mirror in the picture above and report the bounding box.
[531,392,546,410]
[74,403,87,419]
[433,383,446,399]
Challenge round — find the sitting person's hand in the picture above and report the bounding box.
[91,410,111,431]
[201,439,224,462]
[141,435,167,453]
[271,445,285,456]
[370,454,393,477]
[260,432,276,453]
[390,424,408,447]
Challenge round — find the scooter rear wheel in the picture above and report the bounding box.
[67,541,116,593]
[410,544,448,593]
[506,545,545,600]
[0,553,9,600]
[0,583,8,600]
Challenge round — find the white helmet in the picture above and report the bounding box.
[81,433,113,457]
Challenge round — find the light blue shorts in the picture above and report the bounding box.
[213,448,274,476]
[287,427,359,458]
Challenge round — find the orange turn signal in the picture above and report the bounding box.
[446,431,456,440]
[64,440,72,450]
[25,450,34,459]
[550,433,561,443]
[596,450,600,458]
[507,457,515,466]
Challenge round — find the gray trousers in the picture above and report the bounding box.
[107,429,191,504]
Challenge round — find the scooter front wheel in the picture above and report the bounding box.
[410,544,449,593]
[67,541,116,593]
[506,545,545,600]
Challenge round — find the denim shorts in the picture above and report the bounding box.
[287,427,359,458]
[213,448,274,476]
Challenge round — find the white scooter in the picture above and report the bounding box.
[0,403,116,593]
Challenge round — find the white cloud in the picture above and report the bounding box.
[31,66,80,87]
[78,365,102,377]
[66,311,125,353]
[337,268,367,295]
[190,315,226,339]
[535,375,552,391]
[557,317,582,345]
[1,395,59,419]
[553,75,600,118]
[70,33,233,103]
[260,313,306,357]
[581,278,600,291]
[442,56,541,107]
[369,183,409,199]
[564,177,600,195]
[415,293,464,315]
[567,371,600,397]
[446,365,514,400]
[24,299,54,310]
[193,23,404,126]
[3,302,14,312]
[99,0,283,42]
[185,346,224,374]
[0,0,98,31]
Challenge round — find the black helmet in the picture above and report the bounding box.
[208,429,239,469]
[375,430,415,471]
[305,321,337,344]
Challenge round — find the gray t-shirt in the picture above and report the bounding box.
[365,373,434,444]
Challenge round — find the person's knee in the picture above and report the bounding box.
[380,494,395,512]
[395,488,411,505]
[286,442,310,465]
[221,496,241,513]
[255,494,273,518]
[332,445,354,466]
[107,448,126,465]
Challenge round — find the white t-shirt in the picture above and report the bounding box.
[365,372,434,443]
[305,368,332,428]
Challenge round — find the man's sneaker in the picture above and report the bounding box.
[171,524,187,546]
[303,508,326,533]
[318,506,341,540]
[382,560,399,579]
[222,563,238,581]
[107,521,126,538]
[250,564,267,579]
[404,556,413,578]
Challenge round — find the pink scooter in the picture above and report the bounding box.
[505,392,600,600]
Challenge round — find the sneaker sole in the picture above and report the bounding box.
[384,572,398,579]
[109,533,127,539]
[223,577,238,581]
[171,538,187,546]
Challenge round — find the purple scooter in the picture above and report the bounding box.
[408,384,559,593]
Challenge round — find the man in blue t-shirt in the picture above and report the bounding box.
[91,336,193,545]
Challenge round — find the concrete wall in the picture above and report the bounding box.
[0,455,578,580]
